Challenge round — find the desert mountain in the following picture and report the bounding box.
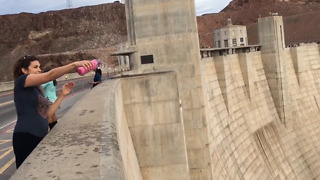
[0,2,127,81]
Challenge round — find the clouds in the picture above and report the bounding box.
[0,0,232,16]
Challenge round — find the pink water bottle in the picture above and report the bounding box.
[77,59,98,76]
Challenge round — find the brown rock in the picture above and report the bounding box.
[0,2,127,81]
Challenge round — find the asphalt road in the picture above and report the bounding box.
[0,75,102,180]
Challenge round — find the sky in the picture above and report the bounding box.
[0,0,232,16]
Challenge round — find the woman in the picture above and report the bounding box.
[12,55,93,168]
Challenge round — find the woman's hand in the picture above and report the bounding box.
[73,60,93,71]
[61,82,75,96]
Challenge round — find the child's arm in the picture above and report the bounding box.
[47,82,74,125]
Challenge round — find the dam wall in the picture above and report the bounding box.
[200,42,320,179]
[201,51,278,179]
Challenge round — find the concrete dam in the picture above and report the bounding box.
[10,0,320,179]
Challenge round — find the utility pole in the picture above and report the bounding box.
[66,0,72,8]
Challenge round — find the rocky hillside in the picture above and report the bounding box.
[1,0,320,81]
[222,0,320,12]
[0,2,127,81]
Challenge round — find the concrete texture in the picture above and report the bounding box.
[201,42,320,179]
[123,0,210,178]
[214,19,248,48]
[121,72,189,179]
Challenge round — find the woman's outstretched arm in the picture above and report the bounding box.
[25,60,93,87]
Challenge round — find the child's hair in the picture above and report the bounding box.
[13,55,38,81]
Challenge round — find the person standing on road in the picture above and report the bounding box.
[89,67,102,88]
[12,55,93,168]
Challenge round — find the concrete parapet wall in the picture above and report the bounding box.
[10,79,142,179]
[0,81,14,92]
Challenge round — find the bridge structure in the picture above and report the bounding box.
[10,0,320,179]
